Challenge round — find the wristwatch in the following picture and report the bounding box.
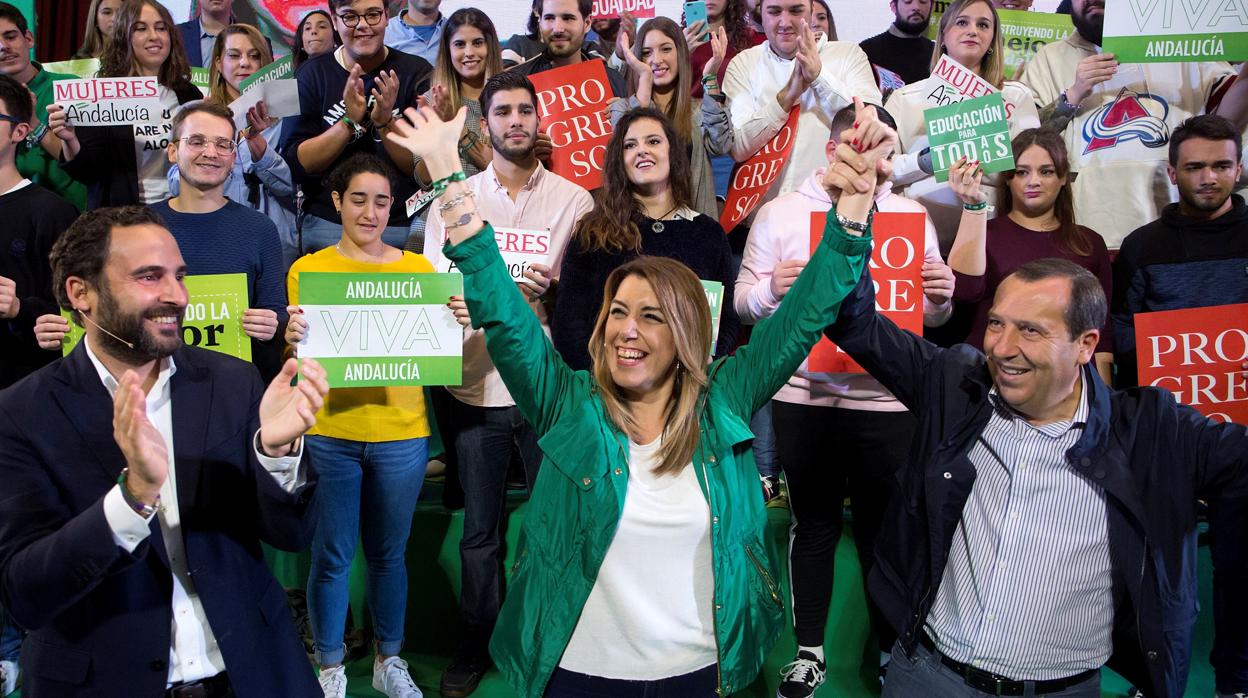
[117,468,161,518]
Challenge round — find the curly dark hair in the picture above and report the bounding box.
[51,206,166,323]
[327,152,396,198]
[573,108,693,254]
[721,0,753,51]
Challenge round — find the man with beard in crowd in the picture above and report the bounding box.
[858,0,934,85]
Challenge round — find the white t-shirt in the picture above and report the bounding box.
[134,87,182,204]
[558,438,718,680]
[1021,33,1234,248]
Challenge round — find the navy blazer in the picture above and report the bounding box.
[0,345,320,697]
[177,19,205,67]
[824,266,1248,698]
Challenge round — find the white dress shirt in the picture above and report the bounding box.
[91,339,303,685]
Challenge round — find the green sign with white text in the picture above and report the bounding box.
[297,272,464,388]
[926,9,1075,80]
[238,55,294,92]
[1103,0,1248,63]
[61,273,251,360]
[701,279,723,360]
[924,93,1014,183]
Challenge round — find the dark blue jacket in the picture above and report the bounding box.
[0,345,320,697]
[825,268,1248,698]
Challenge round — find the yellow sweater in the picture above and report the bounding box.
[288,246,433,442]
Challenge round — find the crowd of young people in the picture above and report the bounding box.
[0,0,1246,698]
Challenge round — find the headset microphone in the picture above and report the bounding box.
[79,309,137,350]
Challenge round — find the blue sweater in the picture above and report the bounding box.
[149,199,287,323]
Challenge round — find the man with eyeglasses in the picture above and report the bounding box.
[280,0,433,255]
[148,100,288,381]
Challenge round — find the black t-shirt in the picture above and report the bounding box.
[280,48,432,227]
[859,31,936,85]
[0,183,77,388]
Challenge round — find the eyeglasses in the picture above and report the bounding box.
[177,135,238,153]
[336,9,385,28]
[0,114,20,126]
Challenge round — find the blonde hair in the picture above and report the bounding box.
[587,256,711,476]
[208,24,273,106]
[929,0,1005,88]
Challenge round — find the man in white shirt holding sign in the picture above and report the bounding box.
[723,0,880,207]
[1021,0,1248,248]
[418,70,593,698]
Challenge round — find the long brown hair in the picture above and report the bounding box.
[432,8,504,119]
[575,108,694,254]
[631,18,693,145]
[588,256,711,476]
[207,24,273,106]
[999,128,1093,257]
[929,0,1005,88]
[99,0,193,91]
[76,0,113,59]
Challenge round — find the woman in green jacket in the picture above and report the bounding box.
[386,98,892,697]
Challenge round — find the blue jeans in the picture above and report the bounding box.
[449,400,542,639]
[306,435,428,665]
[300,214,411,255]
[545,664,718,697]
[750,401,779,478]
[0,604,19,661]
[882,640,1100,698]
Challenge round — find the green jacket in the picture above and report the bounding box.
[17,64,86,210]
[443,209,872,697]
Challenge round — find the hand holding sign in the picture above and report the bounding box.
[44,103,80,160]
[948,156,986,204]
[447,295,471,328]
[921,260,955,306]
[285,306,307,346]
[242,308,279,341]
[259,358,330,457]
[35,314,69,350]
[1069,53,1118,106]
[521,263,554,301]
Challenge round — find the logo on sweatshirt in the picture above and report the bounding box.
[1082,92,1170,155]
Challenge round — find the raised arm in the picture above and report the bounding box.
[945,157,990,303]
[386,106,578,434]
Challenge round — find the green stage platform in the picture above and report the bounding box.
[258,482,1219,698]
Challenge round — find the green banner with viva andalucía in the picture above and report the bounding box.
[296,272,464,388]
[1103,0,1248,63]
[924,93,1014,183]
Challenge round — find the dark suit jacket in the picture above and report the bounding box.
[177,19,205,67]
[0,345,320,697]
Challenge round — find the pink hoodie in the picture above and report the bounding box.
[734,169,951,411]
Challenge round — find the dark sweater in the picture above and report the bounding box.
[552,213,740,371]
[859,31,935,85]
[279,49,432,227]
[952,215,1113,353]
[0,183,78,388]
[1112,195,1248,386]
[149,199,288,378]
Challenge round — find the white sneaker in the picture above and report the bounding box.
[0,659,18,696]
[373,656,422,698]
[318,664,348,698]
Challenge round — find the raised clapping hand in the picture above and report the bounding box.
[821,97,899,198]
[703,27,729,79]
[258,358,330,457]
[343,64,368,124]
[113,369,169,504]
[779,20,822,111]
[948,156,986,205]
[386,105,469,179]
[243,100,274,161]
[34,313,69,350]
[370,69,401,127]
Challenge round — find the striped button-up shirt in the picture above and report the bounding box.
[925,373,1114,680]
